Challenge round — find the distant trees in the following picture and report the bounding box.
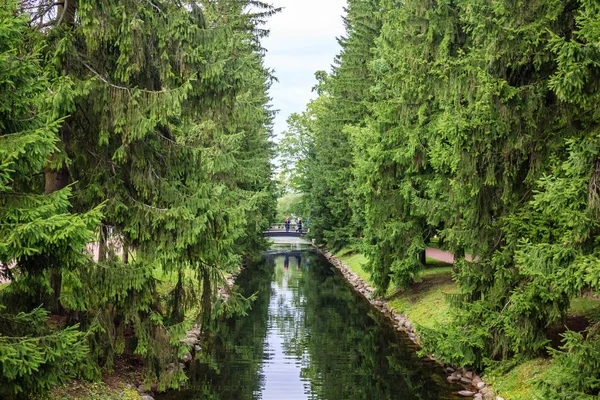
[286,0,600,396]
[280,0,381,251]
[1,0,276,396]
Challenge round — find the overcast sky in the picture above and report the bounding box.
[262,0,347,140]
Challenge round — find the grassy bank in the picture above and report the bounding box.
[50,380,142,400]
[332,247,600,400]
[50,381,141,400]
[334,248,458,330]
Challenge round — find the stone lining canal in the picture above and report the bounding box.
[157,238,460,399]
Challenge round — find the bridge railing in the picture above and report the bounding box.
[269,223,302,231]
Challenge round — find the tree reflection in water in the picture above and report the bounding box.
[156,250,459,400]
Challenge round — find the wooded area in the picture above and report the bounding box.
[0,1,276,398]
[280,0,600,398]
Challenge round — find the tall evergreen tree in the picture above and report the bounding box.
[0,2,101,396]
[2,0,277,393]
[397,0,581,367]
[290,0,600,387]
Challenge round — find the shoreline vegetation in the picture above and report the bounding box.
[47,268,243,400]
[328,247,600,400]
[47,243,600,400]
[277,0,600,398]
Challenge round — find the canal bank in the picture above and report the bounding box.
[47,239,500,400]
[316,247,503,400]
[154,239,461,399]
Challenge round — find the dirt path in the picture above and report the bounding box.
[426,248,475,264]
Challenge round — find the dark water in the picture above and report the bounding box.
[157,243,460,400]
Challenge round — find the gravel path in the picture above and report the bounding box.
[426,248,475,264]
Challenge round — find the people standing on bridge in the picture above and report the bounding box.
[296,217,303,234]
[284,217,291,232]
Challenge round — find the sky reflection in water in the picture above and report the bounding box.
[157,240,459,400]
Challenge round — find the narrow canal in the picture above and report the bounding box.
[157,238,460,400]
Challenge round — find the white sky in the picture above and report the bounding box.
[262,0,347,140]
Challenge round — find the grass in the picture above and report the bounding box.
[50,380,141,400]
[334,249,371,284]
[388,264,458,329]
[568,296,600,321]
[331,247,600,399]
[333,247,457,329]
[0,282,9,291]
[485,358,551,400]
[425,257,453,268]
[484,297,599,400]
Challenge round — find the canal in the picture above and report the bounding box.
[157,238,460,399]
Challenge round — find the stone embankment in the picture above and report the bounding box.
[317,248,503,400]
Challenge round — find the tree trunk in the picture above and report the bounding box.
[44,162,69,194]
[44,0,77,311]
[419,249,426,266]
[44,0,75,305]
[122,240,129,264]
[200,266,212,334]
[170,270,185,323]
[57,0,77,27]
[453,248,465,274]
[98,225,108,262]
[44,161,69,315]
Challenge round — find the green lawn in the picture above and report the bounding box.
[388,264,458,329]
[568,296,600,321]
[486,358,551,400]
[331,247,600,399]
[334,249,371,284]
[334,248,457,329]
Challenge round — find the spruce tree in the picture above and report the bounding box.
[0,2,100,396]
[362,0,594,370]
[6,0,277,391]
[290,0,600,381]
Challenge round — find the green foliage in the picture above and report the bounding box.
[1,0,277,396]
[0,306,90,399]
[287,0,600,391]
[484,358,551,400]
[36,0,276,386]
[536,327,600,399]
[276,192,304,222]
[279,0,382,250]
[0,2,99,396]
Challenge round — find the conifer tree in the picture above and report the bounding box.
[359,0,596,371]
[0,2,100,396]
[291,0,600,382]
[6,0,277,390]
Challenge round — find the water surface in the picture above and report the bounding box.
[157,241,459,399]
